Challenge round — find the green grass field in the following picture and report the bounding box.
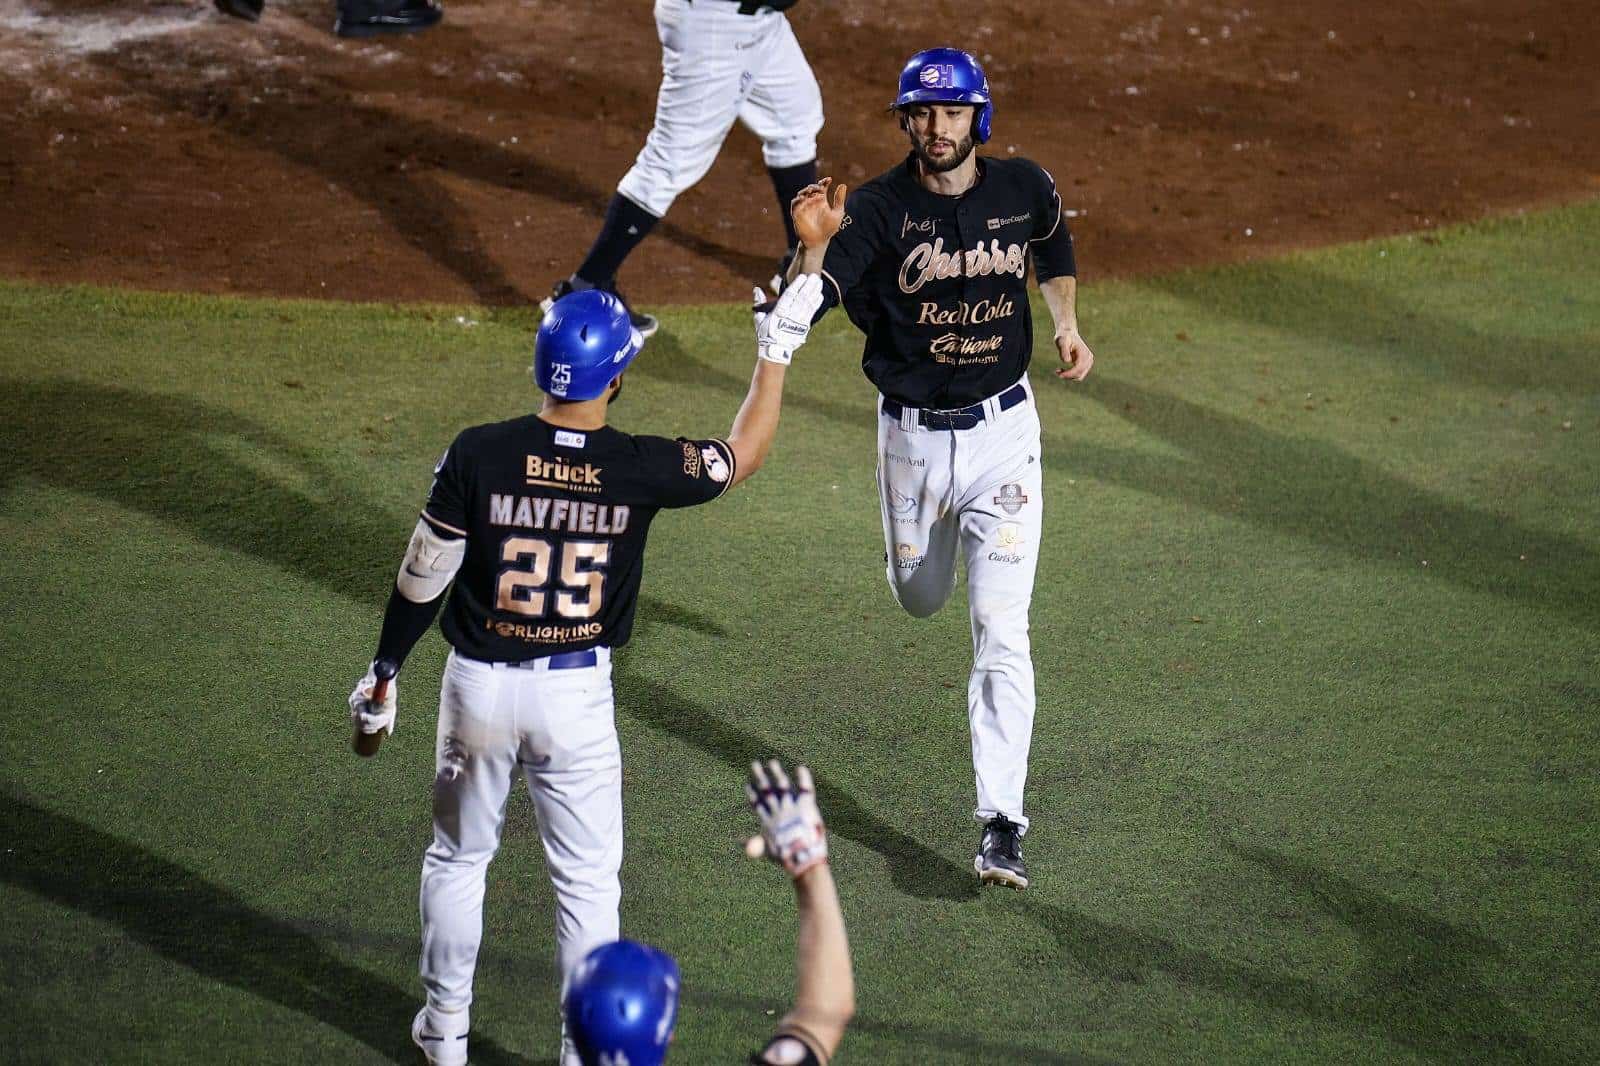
[2,202,1597,1064]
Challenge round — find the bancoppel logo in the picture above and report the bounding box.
[987,213,1032,231]
[700,444,730,483]
[994,483,1028,515]
[554,430,586,448]
[549,362,573,396]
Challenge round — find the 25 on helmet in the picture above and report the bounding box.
[890,46,992,144]
[533,289,645,401]
[563,940,680,1066]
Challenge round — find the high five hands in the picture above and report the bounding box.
[791,177,849,248]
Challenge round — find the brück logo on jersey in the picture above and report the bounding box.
[526,454,603,492]
[920,64,954,88]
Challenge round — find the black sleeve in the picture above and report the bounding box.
[421,432,471,537]
[376,440,469,668]
[374,584,445,669]
[1024,161,1076,281]
[815,188,886,320]
[749,1034,822,1066]
[631,435,737,508]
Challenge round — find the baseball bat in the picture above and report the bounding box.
[353,658,399,757]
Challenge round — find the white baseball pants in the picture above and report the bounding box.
[876,380,1043,833]
[616,0,825,218]
[419,649,622,1015]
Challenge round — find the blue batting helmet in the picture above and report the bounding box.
[563,940,680,1066]
[533,289,644,401]
[891,47,993,144]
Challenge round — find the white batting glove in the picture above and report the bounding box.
[348,665,398,738]
[744,760,828,878]
[753,273,824,365]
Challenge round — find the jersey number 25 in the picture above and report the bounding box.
[495,537,610,620]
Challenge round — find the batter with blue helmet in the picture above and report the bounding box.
[347,277,827,1065]
[786,48,1097,890]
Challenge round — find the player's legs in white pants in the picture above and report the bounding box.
[419,650,622,1025]
[618,0,821,217]
[876,382,1042,832]
[738,12,824,170]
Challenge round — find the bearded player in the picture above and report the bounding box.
[347,276,826,1065]
[787,48,1095,890]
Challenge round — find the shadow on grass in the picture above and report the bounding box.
[623,675,977,904]
[628,331,868,432]
[1055,378,1600,631]
[1147,257,1600,394]
[0,793,532,1065]
[3,381,1568,1058]
[0,381,727,641]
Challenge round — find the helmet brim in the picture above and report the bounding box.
[891,88,990,110]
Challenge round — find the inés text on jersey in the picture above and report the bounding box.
[898,236,1027,294]
[489,493,632,535]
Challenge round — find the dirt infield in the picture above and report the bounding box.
[2,0,1596,307]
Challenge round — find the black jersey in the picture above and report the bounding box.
[816,153,1076,410]
[419,415,735,662]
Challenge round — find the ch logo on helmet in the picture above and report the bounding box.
[919,64,954,89]
[550,363,573,396]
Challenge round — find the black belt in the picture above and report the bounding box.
[690,0,771,13]
[881,383,1026,431]
[503,649,598,670]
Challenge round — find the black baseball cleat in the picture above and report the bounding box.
[213,0,263,21]
[541,278,659,339]
[334,0,443,38]
[975,814,1029,889]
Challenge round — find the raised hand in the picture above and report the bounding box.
[791,177,849,249]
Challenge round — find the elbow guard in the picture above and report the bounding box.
[395,518,466,603]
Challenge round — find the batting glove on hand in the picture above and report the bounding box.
[348,664,398,738]
[744,759,828,878]
[753,273,824,365]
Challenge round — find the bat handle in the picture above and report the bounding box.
[353,658,400,758]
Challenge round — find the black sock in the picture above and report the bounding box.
[574,193,660,286]
[767,159,817,251]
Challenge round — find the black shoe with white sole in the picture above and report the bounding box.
[975,814,1029,889]
[334,0,443,38]
[213,0,263,21]
[541,278,659,339]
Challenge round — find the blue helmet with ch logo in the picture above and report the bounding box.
[533,289,644,401]
[563,940,681,1066]
[891,47,993,144]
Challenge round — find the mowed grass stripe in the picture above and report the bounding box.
[1,201,1596,1063]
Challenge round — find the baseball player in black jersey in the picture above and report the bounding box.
[347,276,826,1066]
[786,47,1096,890]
